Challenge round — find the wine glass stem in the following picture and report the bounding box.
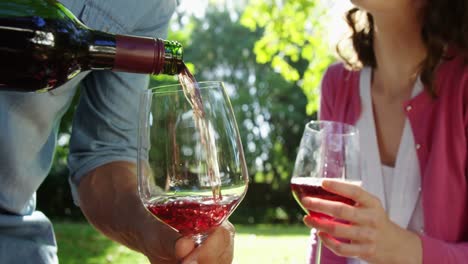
[192,233,208,246]
[315,238,322,264]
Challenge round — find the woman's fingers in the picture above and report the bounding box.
[301,197,357,222]
[318,232,376,259]
[321,179,380,208]
[304,216,377,243]
[301,197,379,226]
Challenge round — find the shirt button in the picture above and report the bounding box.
[416,144,421,150]
[406,105,413,112]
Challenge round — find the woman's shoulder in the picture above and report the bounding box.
[321,62,361,97]
[434,54,468,123]
[323,62,359,82]
[436,54,468,94]
[320,62,362,123]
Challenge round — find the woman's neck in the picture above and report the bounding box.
[371,10,427,98]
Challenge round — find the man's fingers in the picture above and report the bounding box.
[175,236,196,261]
[181,221,235,264]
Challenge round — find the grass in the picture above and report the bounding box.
[53,221,311,264]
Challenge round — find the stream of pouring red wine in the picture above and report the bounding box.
[178,63,222,201]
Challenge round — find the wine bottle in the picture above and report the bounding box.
[0,0,183,93]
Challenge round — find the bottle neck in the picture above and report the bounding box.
[87,32,182,75]
[162,40,183,75]
[110,34,160,74]
[87,30,117,70]
[114,35,172,75]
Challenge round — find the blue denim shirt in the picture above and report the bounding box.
[0,0,176,263]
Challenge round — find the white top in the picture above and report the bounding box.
[347,67,424,264]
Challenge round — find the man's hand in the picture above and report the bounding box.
[78,161,235,264]
[174,221,235,264]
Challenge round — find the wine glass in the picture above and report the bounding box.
[137,81,249,245]
[291,120,361,264]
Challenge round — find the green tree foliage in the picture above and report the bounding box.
[241,0,334,115]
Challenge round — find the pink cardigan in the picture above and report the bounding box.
[314,54,468,263]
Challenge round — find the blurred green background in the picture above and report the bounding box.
[37,0,349,262]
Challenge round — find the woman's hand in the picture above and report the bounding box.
[301,179,422,264]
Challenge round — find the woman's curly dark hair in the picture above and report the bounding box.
[337,1,468,95]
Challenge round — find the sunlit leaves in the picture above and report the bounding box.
[241,0,334,114]
[271,57,300,81]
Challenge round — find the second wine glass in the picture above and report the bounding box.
[137,81,249,245]
[291,120,361,263]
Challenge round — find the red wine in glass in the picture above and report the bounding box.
[145,195,240,236]
[291,177,360,219]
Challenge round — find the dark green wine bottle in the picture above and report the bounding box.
[0,0,183,92]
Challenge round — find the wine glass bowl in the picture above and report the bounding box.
[137,81,248,244]
[290,177,356,219]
